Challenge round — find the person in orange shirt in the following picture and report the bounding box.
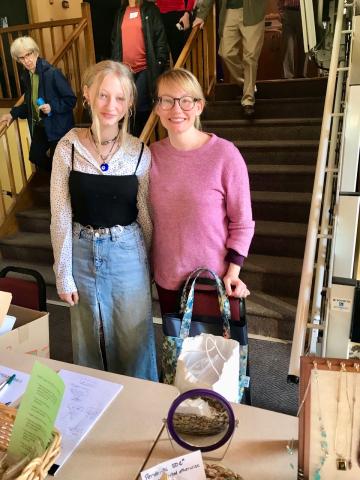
[111,0,169,136]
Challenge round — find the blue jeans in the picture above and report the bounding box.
[70,222,158,381]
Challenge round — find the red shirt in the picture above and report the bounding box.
[121,6,147,73]
[278,0,300,13]
[156,0,195,14]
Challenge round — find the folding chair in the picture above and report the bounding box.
[0,266,47,312]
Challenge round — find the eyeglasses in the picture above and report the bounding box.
[17,51,34,63]
[156,95,199,111]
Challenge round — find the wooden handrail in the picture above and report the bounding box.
[0,95,24,137]
[50,18,87,66]
[0,18,82,34]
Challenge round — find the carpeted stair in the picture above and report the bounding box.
[0,77,326,341]
[201,77,326,340]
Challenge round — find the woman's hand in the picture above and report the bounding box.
[223,263,250,298]
[38,103,51,115]
[179,11,191,30]
[59,291,79,306]
[192,17,204,29]
[0,113,13,126]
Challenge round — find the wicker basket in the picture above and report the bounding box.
[205,463,244,480]
[0,403,61,480]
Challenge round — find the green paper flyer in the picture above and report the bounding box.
[7,361,65,463]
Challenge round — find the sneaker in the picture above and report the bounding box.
[243,104,255,117]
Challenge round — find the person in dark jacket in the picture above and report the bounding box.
[0,36,77,171]
[111,0,169,136]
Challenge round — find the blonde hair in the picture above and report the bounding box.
[82,60,136,143]
[155,68,206,130]
[10,36,40,60]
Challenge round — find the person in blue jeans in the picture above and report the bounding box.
[50,60,158,381]
[0,36,76,172]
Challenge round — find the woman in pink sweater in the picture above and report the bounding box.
[150,68,255,317]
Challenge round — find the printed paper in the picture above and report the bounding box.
[141,450,206,480]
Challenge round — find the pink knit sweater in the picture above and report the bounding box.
[149,134,255,290]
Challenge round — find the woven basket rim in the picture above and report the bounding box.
[0,403,61,480]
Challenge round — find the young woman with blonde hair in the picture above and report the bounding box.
[150,68,255,318]
[50,60,158,380]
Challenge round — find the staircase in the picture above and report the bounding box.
[203,77,327,340]
[0,77,327,341]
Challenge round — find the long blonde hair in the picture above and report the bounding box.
[155,68,206,130]
[82,60,136,144]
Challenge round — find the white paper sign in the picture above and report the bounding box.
[331,296,352,312]
[129,11,138,18]
[141,450,206,480]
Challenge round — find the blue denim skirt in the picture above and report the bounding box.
[70,222,158,381]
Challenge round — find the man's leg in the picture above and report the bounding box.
[282,9,297,79]
[219,8,244,86]
[293,9,306,77]
[241,16,265,107]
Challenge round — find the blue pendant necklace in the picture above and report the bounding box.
[89,128,119,172]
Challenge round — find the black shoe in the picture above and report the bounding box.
[243,104,255,117]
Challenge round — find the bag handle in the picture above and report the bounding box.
[179,267,231,339]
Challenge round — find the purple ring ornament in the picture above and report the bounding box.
[167,388,236,452]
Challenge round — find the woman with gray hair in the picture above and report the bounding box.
[50,60,158,381]
[0,36,76,171]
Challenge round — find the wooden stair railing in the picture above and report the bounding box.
[0,3,95,232]
[140,4,216,144]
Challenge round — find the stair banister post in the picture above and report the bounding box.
[82,2,96,66]
[309,61,346,356]
[288,0,346,379]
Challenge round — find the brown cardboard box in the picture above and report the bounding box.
[0,291,49,357]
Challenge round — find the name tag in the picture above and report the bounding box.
[129,11,138,19]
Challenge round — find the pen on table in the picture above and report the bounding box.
[0,374,16,393]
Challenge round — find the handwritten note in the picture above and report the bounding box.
[141,450,206,480]
[49,369,123,474]
[7,361,65,462]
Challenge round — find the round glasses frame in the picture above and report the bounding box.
[17,51,34,63]
[156,95,200,111]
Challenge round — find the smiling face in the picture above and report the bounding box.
[155,80,204,136]
[85,72,129,128]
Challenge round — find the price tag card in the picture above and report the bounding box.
[141,450,206,480]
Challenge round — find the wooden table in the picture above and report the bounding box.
[0,352,178,480]
[142,402,298,480]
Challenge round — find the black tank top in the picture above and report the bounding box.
[69,142,144,229]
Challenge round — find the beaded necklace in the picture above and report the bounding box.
[88,128,119,172]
